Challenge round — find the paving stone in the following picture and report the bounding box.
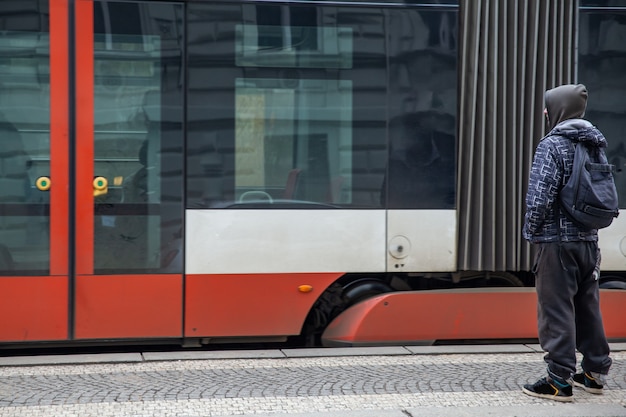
[0,349,624,416]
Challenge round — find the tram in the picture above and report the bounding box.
[0,0,625,348]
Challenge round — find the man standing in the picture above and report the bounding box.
[522,84,612,402]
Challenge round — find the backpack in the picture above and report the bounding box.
[559,140,619,231]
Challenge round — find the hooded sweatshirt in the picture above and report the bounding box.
[523,84,609,243]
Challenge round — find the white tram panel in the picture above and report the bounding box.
[386,210,457,272]
[598,212,626,271]
[186,209,386,274]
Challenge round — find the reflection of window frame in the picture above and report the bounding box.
[235,24,353,69]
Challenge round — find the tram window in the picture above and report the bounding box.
[579,9,626,207]
[186,3,457,209]
[0,27,50,275]
[92,2,183,274]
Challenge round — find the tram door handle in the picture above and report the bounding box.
[36,176,110,196]
[35,176,52,191]
[93,176,108,197]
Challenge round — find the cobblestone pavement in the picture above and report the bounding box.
[0,345,624,417]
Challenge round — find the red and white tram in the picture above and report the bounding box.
[0,0,624,348]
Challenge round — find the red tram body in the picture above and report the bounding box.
[0,0,625,348]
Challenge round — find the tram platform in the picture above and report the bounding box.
[0,343,625,417]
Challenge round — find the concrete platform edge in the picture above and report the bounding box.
[0,342,624,367]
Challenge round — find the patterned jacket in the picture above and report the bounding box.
[523,118,607,243]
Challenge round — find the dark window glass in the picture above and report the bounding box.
[384,9,457,209]
[0,0,50,275]
[579,10,626,207]
[186,3,457,209]
[92,2,184,273]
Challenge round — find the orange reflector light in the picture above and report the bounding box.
[298,285,313,293]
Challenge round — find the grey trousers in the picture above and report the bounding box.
[533,241,612,381]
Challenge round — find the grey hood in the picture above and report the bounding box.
[545,84,588,130]
[545,84,607,148]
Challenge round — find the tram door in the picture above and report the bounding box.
[72,0,184,340]
[0,1,65,342]
[0,0,184,343]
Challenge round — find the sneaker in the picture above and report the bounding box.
[572,372,604,394]
[522,377,573,402]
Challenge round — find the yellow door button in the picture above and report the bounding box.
[36,177,51,191]
[93,177,108,191]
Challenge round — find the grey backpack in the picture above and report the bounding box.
[559,141,619,231]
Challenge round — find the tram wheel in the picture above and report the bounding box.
[341,277,394,307]
[299,277,393,347]
[299,283,345,347]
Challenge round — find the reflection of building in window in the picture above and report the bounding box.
[236,6,353,70]
[608,142,626,197]
[122,140,148,203]
[0,116,31,203]
[253,5,318,51]
[382,113,455,209]
[579,12,626,205]
[0,114,33,273]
